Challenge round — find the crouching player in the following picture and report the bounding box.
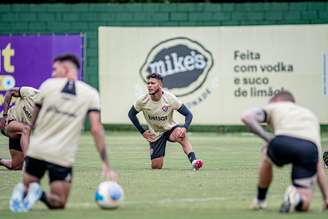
[0,87,39,170]
[128,73,203,170]
[241,91,328,213]
[9,54,117,212]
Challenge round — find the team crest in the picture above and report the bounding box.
[162,105,169,112]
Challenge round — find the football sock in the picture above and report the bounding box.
[187,152,196,163]
[257,186,268,201]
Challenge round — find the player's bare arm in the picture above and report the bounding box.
[89,111,118,181]
[0,88,21,129]
[241,107,274,143]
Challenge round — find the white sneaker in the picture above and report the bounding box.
[279,185,301,213]
[251,198,267,210]
[23,182,42,211]
[9,183,26,213]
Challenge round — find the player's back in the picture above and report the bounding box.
[27,78,100,167]
[264,102,320,148]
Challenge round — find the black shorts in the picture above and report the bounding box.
[1,129,22,152]
[267,135,318,188]
[149,125,179,160]
[9,137,22,152]
[25,156,73,183]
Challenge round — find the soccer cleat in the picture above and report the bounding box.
[9,183,26,213]
[192,159,204,171]
[279,185,301,213]
[323,151,328,169]
[23,182,42,211]
[251,198,267,210]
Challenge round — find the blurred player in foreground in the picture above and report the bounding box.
[10,54,117,212]
[0,86,39,170]
[241,91,328,213]
[128,73,203,170]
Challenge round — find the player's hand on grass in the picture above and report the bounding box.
[102,164,119,182]
[143,130,156,142]
[322,198,328,211]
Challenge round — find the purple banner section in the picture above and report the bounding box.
[0,34,84,111]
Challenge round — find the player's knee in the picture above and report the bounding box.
[151,164,163,169]
[151,161,163,169]
[175,136,185,144]
[50,200,67,210]
[296,201,310,212]
[11,162,23,170]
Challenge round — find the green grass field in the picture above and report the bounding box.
[0,132,327,219]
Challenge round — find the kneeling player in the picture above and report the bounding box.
[128,73,203,170]
[241,91,328,213]
[9,54,117,212]
[0,87,39,170]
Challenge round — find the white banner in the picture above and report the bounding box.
[99,25,328,125]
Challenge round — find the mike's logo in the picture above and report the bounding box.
[140,37,214,97]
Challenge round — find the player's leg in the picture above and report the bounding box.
[169,127,203,170]
[279,137,318,213]
[39,163,72,209]
[0,137,24,170]
[10,156,46,212]
[252,150,273,209]
[151,157,164,169]
[280,174,315,213]
[150,136,166,169]
[40,181,71,209]
[0,149,24,170]
[24,161,73,210]
[5,121,30,154]
[252,138,289,210]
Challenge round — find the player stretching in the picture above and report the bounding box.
[10,54,117,212]
[128,73,203,170]
[0,87,39,170]
[241,91,328,213]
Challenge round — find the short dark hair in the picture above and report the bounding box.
[53,54,80,70]
[270,90,295,103]
[146,73,163,82]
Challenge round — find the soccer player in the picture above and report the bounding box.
[0,86,39,170]
[9,54,117,212]
[241,91,328,213]
[128,73,203,170]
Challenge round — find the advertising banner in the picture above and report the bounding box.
[99,26,328,125]
[0,35,84,110]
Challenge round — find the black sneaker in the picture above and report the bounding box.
[323,151,328,169]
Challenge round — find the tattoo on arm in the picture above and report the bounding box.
[99,148,108,162]
[241,108,273,143]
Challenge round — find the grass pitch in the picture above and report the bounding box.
[0,131,327,219]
